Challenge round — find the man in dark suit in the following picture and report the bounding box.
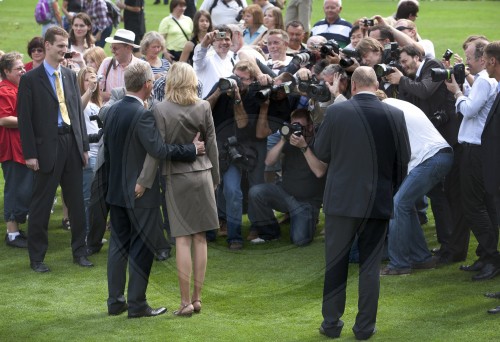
[314,66,410,340]
[17,27,93,272]
[103,62,204,318]
[480,41,500,314]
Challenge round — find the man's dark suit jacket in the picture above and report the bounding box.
[103,96,196,209]
[398,58,461,146]
[481,91,500,195]
[17,64,89,172]
[314,93,410,219]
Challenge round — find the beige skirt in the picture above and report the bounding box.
[165,169,218,237]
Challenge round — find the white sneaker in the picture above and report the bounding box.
[250,237,266,244]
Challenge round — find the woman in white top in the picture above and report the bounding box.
[199,0,247,26]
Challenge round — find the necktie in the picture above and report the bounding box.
[54,70,71,125]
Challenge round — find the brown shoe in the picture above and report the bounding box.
[217,220,227,237]
[228,242,243,250]
[412,257,437,270]
[246,230,259,241]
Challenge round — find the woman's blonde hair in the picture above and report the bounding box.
[77,66,102,107]
[165,62,199,105]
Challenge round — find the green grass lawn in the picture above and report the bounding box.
[1,0,500,341]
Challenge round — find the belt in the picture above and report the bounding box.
[438,147,453,154]
[461,142,480,147]
[57,125,72,135]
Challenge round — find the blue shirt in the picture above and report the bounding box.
[243,25,266,45]
[43,60,66,127]
[457,69,498,145]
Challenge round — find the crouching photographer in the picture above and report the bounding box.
[247,109,327,246]
[205,60,272,250]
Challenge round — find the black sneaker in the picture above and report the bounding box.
[5,233,28,248]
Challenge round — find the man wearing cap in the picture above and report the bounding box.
[17,27,93,272]
[97,29,151,103]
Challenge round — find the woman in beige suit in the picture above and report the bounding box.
[154,62,219,316]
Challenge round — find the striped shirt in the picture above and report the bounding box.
[311,17,352,48]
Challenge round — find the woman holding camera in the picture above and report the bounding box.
[77,66,102,234]
[152,62,219,316]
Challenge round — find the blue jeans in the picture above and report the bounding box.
[2,161,33,223]
[83,156,96,234]
[387,149,453,270]
[248,183,319,246]
[218,140,267,244]
[94,25,113,48]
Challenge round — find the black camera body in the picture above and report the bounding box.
[363,19,375,26]
[253,81,294,102]
[373,43,402,77]
[374,63,397,77]
[320,39,340,58]
[297,75,331,103]
[219,75,241,92]
[429,110,450,128]
[279,122,303,139]
[443,49,453,61]
[291,50,317,67]
[88,114,104,143]
[430,63,466,84]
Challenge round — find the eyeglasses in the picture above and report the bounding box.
[12,66,26,71]
[31,48,44,53]
[396,26,412,31]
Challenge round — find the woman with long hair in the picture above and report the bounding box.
[154,62,219,316]
[77,66,102,234]
[83,46,107,71]
[69,12,95,54]
[179,10,213,65]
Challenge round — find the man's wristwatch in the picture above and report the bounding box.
[300,146,308,153]
[234,99,242,105]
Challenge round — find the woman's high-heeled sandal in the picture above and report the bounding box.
[173,303,194,317]
[192,299,202,313]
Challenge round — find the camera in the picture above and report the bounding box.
[218,76,240,92]
[291,51,316,67]
[442,49,453,62]
[97,74,104,82]
[253,81,294,102]
[382,42,401,64]
[341,47,360,59]
[320,39,340,58]
[216,31,226,39]
[279,122,303,139]
[429,110,450,128]
[297,75,331,102]
[363,19,375,26]
[373,63,397,77]
[223,136,254,170]
[430,63,466,84]
[64,52,73,59]
[88,114,104,143]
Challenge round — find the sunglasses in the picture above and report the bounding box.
[396,26,413,31]
[31,48,44,53]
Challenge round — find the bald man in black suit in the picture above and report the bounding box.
[314,66,410,339]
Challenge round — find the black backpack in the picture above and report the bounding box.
[104,0,121,28]
[209,0,244,14]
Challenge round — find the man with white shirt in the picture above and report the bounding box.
[194,25,236,99]
[380,97,453,275]
[444,38,500,281]
[266,29,292,75]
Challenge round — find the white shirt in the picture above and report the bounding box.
[199,0,247,26]
[384,98,449,173]
[193,45,235,99]
[84,102,101,159]
[456,69,498,145]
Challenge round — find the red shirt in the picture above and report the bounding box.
[24,61,34,72]
[0,79,25,164]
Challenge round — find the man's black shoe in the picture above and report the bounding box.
[487,306,500,314]
[319,320,343,338]
[472,263,500,281]
[86,245,103,256]
[73,256,94,267]
[459,259,485,272]
[128,306,167,318]
[355,328,377,340]
[109,302,128,316]
[155,249,170,261]
[30,262,50,273]
[5,233,28,248]
[485,292,500,299]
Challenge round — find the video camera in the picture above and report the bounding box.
[431,63,466,84]
[297,75,331,103]
[88,114,104,143]
[279,122,303,139]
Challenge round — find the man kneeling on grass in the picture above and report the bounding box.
[247,108,326,246]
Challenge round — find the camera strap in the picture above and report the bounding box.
[171,16,190,42]
[102,57,115,93]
